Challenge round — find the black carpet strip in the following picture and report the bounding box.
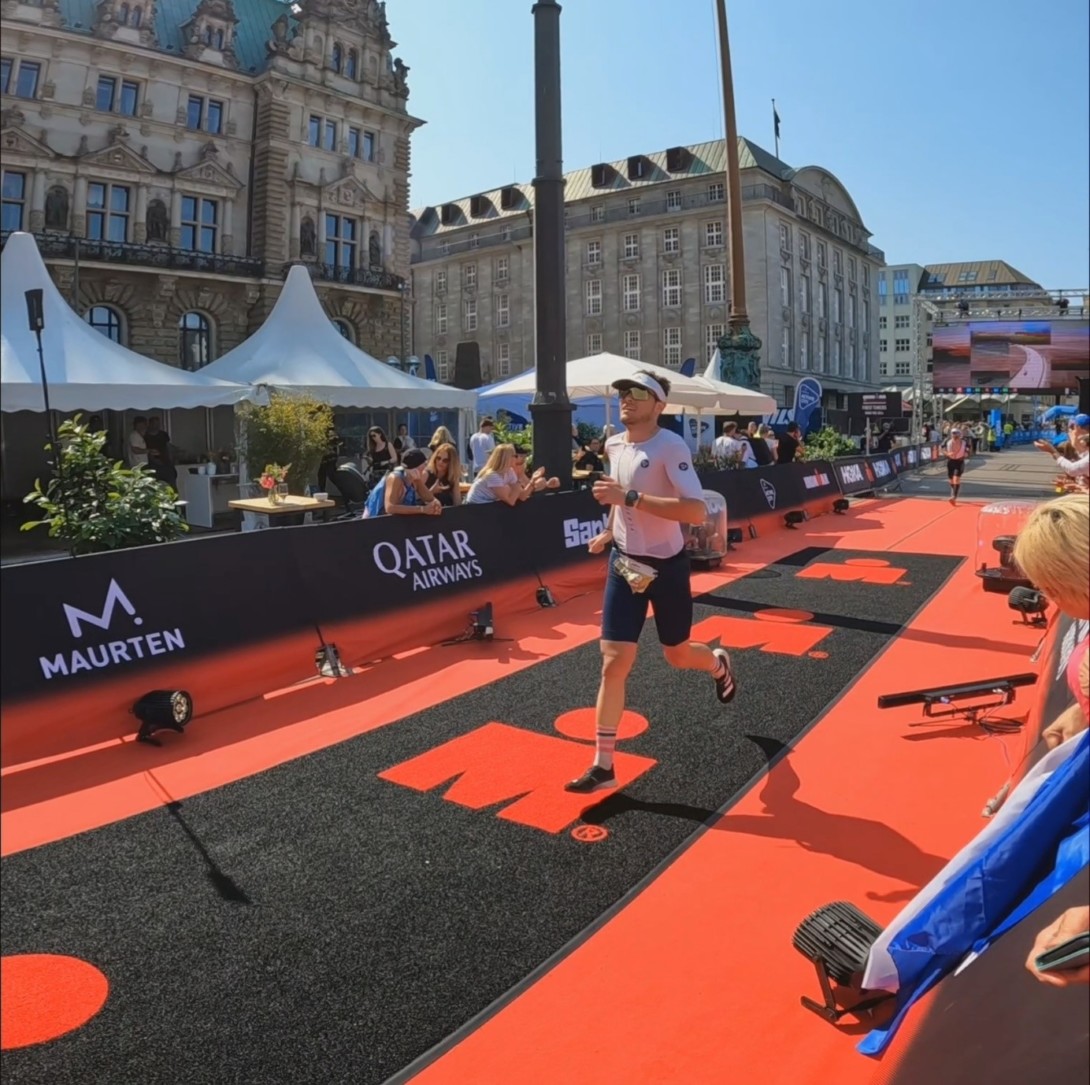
[0,549,958,1085]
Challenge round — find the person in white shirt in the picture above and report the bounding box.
[1035,414,1090,481]
[944,428,970,505]
[465,443,544,505]
[127,416,148,468]
[565,371,738,794]
[468,417,496,476]
[713,421,756,468]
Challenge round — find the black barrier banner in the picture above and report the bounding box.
[831,454,904,495]
[0,490,605,705]
[696,461,839,521]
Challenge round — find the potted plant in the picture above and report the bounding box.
[258,463,290,504]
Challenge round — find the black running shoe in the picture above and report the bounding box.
[712,648,737,704]
[564,765,616,793]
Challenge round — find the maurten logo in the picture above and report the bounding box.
[41,579,186,680]
[373,529,483,592]
[760,479,777,509]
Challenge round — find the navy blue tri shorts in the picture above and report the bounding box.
[601,547,693,647]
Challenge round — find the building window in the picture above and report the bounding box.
[662,327,682,368]
[346,49,358,78]
[877,277,888,305]
[500,225,511,242]
[586,333,602,355]
[707,182,724,202]
[434,303,447,335]
[926,332,933,348]
[895,338,911,352]
[468,232,479,249]
[848,256,857,282]
[863,300,870,334]
[894,314,909,329]
[84,305,123,343]
[832,249,842,275]
[331,43,343,73]
[879,339,888,353]
[323,213,356,268]
[704,264,726,304]
[495,256,509,281]
[187,94,223,133]
[799,332,809,370]
[879,315,887,330]
[779,223,791,251]
[779,266,791,308]
[8,59,41,99]
[364,131,376,162]
[590,205,604,223]
[799,232,811,260]
[348,127,361,157]
[323,119,338,152]
[435,270,447,294]
[832,338,842,374]
[464,298,478,332]
[704,221,723,247]
[848,294,856,327]
[800,274,810,313]
[863,265,870,289]
[627,197,641,216]
[816,336,825,372]
[1,170,26,231]
[623,329,641,359]
[87,182,131,242]
[781,325,791,366]
[833,287,842,323]
[663,226,679,254]
[436,350,450,382]
[464,263,477,289]
[332,318,355,342]
[816,241,826,269]
[817,284,827,319]
[96,76,139,116]
[894,360,911,376]
[179,311,212,370]
[497,341,511,376]
[706,323,724,363]
[623,232,639,259]
[307,115,321,147]
[666,189,682,211]
[893,269,910,302]
[586,239,601,266]
[496,293,509,328]
[662,268,682,308]
[622,273,640,312]
[879,362,889,377]
[585,279,602,316]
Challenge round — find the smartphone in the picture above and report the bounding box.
[1035,931,1090,973]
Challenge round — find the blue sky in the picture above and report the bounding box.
[394,0,1089,288]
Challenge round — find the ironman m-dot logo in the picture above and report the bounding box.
[40,579,186,680]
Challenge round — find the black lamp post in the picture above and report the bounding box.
[25,289,58,454]
[529,0,572,488]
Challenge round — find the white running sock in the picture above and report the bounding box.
[594,728,618,771]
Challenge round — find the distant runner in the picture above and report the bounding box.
[944,427,970,505]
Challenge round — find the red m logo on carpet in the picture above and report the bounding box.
[796,561,906,585]
[691,611,833,656]
[379,722,656,833]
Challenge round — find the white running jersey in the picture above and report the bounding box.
[605,428,704,559]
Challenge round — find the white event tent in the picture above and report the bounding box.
[201,264,477,411]
[0,232,252,412]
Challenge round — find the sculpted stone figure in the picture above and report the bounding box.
[45,185,69,230]
[146,198,169,242]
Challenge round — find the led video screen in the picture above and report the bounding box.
[931,319,1089,393]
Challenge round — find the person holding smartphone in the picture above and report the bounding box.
[1026,905,1090,987]
[564,371,737,794]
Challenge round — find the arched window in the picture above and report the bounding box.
[130,6,142,26]
[203,25,213,44]
[214,28,225,49]
[345,49,358,79]
[119,2,129,23]
[179,311,212,370]
[332,318,355,343]
[85,305,123,344]
[331,43,342,73]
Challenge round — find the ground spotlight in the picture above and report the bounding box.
[536,585,557,608]
[1008,586,1048,626]
[792,901,892,1023]
[833,498,850,515]
[471,602,494,640]
[133,689,193,746]
[727,527,744,544]
[784,510,806,529]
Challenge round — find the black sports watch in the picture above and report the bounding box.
[624,489,640,508]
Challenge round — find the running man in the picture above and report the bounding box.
[565,371,737,793]
[944,426,970,505]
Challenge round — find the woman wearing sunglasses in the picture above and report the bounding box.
[565,370,738,794]
[424,442,463,507]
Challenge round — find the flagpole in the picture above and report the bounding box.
[772,98,779,159]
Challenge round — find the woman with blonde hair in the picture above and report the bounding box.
[428,425,456,452]
[465,443,544,505]
[424,442,463,507]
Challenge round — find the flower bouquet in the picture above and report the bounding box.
[258,463,290,504]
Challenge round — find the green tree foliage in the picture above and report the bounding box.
[237,391,333,492]
[23,417,189,554]
[802,425,859,461]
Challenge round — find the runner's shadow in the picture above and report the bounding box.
[165,801,252,905]
[580,793,717,827]
[714,736,947,893]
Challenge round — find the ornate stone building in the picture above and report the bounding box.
[410,140,885,410]
[0,0,420,368]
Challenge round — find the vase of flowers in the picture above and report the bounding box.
[259,463,290,505]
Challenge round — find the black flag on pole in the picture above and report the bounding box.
[773,103,781,140]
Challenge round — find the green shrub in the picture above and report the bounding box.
[23,416,189,554]
[237,391,333,492]
[803,425,859,461]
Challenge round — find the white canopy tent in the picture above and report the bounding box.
[481,353,774,430]
[0,232,253,412]
[201,265,477,411]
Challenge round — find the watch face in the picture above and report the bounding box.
[626,490,638,507]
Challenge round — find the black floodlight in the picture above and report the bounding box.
[727,527,744,544]
[833,498,850,515]
[133,690,193,746]
[1008,586,1048,626]
[536,585,557,608]
[784,510,806,529]
[471,602,494,640]
[792,901,892,1023]
[878,673,1036,733]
